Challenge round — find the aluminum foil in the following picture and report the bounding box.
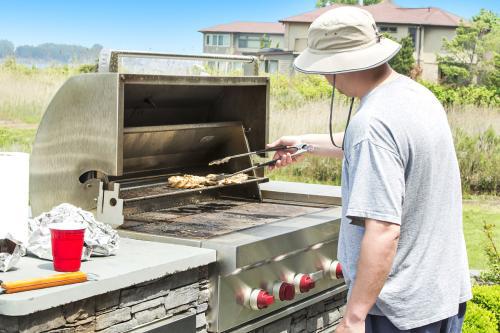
[0,237,26,272]
[27,203,119,260]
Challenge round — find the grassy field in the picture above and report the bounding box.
[463,197,500,269]
[0,64,498,269]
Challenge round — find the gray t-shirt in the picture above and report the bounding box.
[338,75,471,330]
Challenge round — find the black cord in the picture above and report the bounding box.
[342,97,355,151]
[329,75,342,149]
[329,75,356,151]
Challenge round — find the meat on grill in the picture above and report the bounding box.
[167,174,248,189]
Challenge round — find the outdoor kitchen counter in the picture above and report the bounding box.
[260,181,342,205]
[0,237,216,316]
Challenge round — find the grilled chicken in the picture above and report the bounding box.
[167,174,248,189]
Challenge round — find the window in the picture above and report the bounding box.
[379,26,398,33]
[205,34,230,47]
[408,27,417,47]
[238,35,261,49]
[264,60,279,74]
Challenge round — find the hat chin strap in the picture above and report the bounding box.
[329,74,355,151]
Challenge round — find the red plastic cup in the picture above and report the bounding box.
[49,223,86,272]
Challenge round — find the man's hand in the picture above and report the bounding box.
[266,136,305,169]
[335,318,365,333]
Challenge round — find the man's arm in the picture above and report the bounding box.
[337,219,400,332]
[300,133,344,159]
[267,133,344,169]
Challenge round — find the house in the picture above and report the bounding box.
[199,21,285,55]
[199,21,285,74]
[199,1,463,81]
[280,1,462,81]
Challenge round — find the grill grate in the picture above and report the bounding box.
[121,199,322,239]
[119,176,268,202]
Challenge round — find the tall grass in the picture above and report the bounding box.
[0,127,36,152]
[267,75,500,194]
[0,59,72,125]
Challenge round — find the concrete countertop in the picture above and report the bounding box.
[0,238,216,316]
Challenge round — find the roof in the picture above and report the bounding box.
[199,21,285,34]
[280,2,464,27]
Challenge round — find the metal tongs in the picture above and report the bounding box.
[209,144,313,179]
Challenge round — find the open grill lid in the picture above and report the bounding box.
[30,73,269,216]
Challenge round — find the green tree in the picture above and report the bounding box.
[383,34,415,77]
[13,43,103,64]
[260,34,272,49]
[316,0,381,7]
[481,53,500,88]
[438,9,499,86]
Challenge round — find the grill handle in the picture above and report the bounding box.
[229,148,311,177]
[98,49,259,75]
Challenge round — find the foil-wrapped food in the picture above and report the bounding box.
[0,237,25,272]
[27,203,119,260]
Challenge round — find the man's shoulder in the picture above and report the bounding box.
[367,75,439,107]
[346,111,399,154]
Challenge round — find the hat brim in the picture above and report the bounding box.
[294,38,401,74]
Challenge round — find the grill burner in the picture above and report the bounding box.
[122,200,322,239]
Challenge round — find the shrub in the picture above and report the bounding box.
[454,127,500,194]
[479,222,500,284]
[472,285,500,326]
[77,63,98,73]
[463,302,498,333]
[480,53,500,88]
[270,74,351,111]
[419,80,500,107]
[269,155,342,186]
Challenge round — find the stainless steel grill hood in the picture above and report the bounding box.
[30,73,269,220]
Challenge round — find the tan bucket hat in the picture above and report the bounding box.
[294,6,401,74]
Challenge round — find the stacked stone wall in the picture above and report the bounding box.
[0,267,209,333]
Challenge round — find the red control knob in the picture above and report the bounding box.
[294,274,316,293]
[257,290,275,309]
[249,289,275,310]
[273,282,295,301]
[300,275,316,293]
[335,262,344,279]
[328,260,344,280]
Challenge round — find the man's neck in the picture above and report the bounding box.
[357,65,397,98]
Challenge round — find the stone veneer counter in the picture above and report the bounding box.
[0,238,216,316]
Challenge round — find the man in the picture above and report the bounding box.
[268,7,471,333]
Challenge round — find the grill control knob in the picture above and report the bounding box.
[294,274,316,293]
[272,282,295,301]
[249,289,274,310]
[328,260,344,280]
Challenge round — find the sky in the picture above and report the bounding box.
[1,1,499,54]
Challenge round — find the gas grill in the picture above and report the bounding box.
[29,51,345,332]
